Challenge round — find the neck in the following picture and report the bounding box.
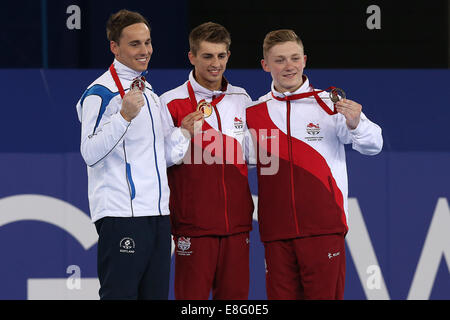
[114,58,143,74]
[274,76,305,94]
[193,72,222,91]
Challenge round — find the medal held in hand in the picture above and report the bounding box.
[329,87,346,103]
[130,76,146,92]
[197,100,213,118]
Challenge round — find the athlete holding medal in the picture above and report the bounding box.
[160,22,255,300]
[76,9,199,300]
[246,29,383,299]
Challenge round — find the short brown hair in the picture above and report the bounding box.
[189,22,231,55]
[263,29,304,58]
[106,9,151,43]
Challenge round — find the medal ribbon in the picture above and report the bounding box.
[109,63,146,99]
[271,86,338,115]
[187,81,225,111]
[109,63,126,98]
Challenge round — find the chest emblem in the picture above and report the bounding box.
[305,122,323,142]
[234,117,244,129]
[306,122,320,135]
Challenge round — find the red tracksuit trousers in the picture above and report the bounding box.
[174,232,250,300]
[264,233,346,300]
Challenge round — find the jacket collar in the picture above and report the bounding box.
[188,70,228,98]
[112,59,147,81]
[271,75,311,99]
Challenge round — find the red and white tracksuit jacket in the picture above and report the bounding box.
[160,71,254,237]
[246,77,383,242]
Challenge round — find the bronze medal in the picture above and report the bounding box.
[329,87,346,103]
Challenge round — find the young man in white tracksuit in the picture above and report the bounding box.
[246,29,383,299]
[75,9,201,299]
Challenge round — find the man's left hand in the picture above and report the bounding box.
[335,99,362,130]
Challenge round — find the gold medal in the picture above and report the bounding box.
[197,101,213,118]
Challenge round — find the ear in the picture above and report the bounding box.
[261,58,270,72]
[227,50,231,59]
[188,51,196,66]
[110,41,119,57]
[303,55,307,68]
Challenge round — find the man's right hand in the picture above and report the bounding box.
[180,110,205,138]
[120,89,145,122]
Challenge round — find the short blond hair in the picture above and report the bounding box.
[263,29,304,58]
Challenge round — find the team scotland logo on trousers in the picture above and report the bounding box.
[119,237,135,254]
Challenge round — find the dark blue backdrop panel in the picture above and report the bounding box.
[0,0,189,68]
[1,69,448,153]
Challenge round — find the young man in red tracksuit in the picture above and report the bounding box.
[246,30,383,299]
[159,22,254,299]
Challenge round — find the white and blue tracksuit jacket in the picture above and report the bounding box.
[76,59,189,223]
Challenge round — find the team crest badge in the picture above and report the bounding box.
[305,122,324,142]
[177,237,193,256]
[119,237,135,254]
[177,237,191,251]
[234,117,243,129]
[306,122,320,135]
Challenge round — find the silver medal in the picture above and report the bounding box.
[130,77,146,92]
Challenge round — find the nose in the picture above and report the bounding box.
[285,59,295,70]
[210,56,220,68]
[139,43,152,56]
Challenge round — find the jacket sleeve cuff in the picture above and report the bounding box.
[117,111,131,126]
[349,117,368,137]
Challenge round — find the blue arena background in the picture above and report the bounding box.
[0,68,449,299]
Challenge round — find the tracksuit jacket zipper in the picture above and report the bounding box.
[123,141,135,217]
[286,101,300,235]
[123,94,163,217]
[212,103,230,233]
[144,93,163,215]
[109,63,163,216]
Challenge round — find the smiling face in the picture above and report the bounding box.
[261,40,307,93]
[188,41,230,91]
[110,23,152,72]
